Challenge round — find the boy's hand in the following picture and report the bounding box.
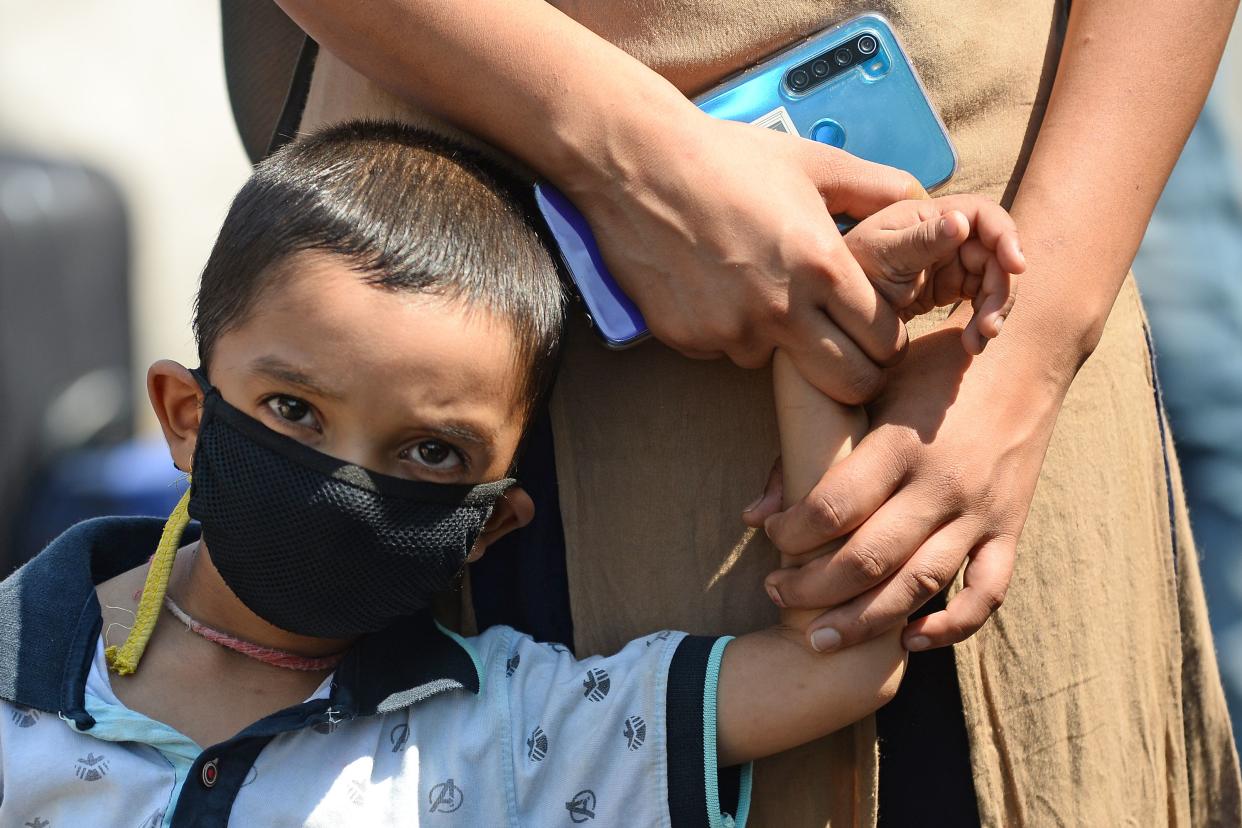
[844,195,1025,355]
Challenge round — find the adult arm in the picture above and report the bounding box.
[755,0,1240,650]
[274,0,925,402]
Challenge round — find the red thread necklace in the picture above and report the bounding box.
[162,596,346,672]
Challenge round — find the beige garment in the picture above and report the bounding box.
[300,2,1241,824]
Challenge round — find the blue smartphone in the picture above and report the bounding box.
[535,12,956,348]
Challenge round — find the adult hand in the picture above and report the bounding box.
[566,115,926,404]
[743,319,1066,651]
[843,194,1024,355]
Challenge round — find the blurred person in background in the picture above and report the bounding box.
[1134,75,1242,754]
[0,3,249,571]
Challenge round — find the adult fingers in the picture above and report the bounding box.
[951,239,990,353]
[907,269,941,317]
[901,535,1015,649]
[856,211,969,283]
[797,150,920,368]
[796,521,978,651]
[930,195,1023,263]
[801,143,928,218]
[742,457,783,528]
[763,434,906,556]
[781,303,888,405]
[995,230,1026,276]
[957,238,991,275]
[931,241,984,308]
[802,238,910,369]
[975,255,1016,337]
[765,489,944,609]
[960,258,985,301]
[961,257,1010,355]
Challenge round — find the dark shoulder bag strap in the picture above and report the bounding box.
[219,0,319,164]
[266,36,319,157]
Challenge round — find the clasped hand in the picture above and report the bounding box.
[745,194,1033,654]
[576,114,1029,651]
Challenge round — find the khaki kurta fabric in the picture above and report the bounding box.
[298,2,1240,825]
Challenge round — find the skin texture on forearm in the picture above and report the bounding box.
[273,0,694,188]
[998,0,1239,389]
[716,352,905,766]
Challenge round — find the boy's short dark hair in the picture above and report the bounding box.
[194,120,565,415]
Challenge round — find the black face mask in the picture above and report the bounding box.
[186,371,514,638]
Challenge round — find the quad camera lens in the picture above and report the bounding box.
[788,34,878,94]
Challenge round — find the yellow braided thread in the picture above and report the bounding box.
[105,485,192,676]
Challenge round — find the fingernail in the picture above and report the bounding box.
[906,635,931,652]
[743,493,763,513]
[994,315,1005,334]
[938,216,952,236]
[766,583,785,608]
[810,627,842,653]
[762,515,777,538]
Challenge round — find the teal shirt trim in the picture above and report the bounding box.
[80,688,202,828]
[435,620,486,696]
[702,636,752,828]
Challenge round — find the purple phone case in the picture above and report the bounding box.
[533,183,649,348]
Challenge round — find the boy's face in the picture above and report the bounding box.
[193,251,529,485]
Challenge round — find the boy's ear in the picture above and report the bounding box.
[467,486,535,563]
[148,360,204,473]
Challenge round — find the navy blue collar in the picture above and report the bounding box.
[0,517,480,728]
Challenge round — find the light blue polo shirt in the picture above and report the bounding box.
[0,518,751,827]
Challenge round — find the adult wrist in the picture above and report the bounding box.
[540,70,704,196]
[1004,188,1137,390]
[940,305,1073,415]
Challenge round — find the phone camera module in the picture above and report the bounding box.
[856,35,878,56]
[789,68,811,91]
[811,59,830,78]
[833,47,853,67]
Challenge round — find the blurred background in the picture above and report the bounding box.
[1,3,1240,744]
[0,2,247,561]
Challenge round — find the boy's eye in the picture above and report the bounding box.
[266,395,318,429]
[407,439,463,471]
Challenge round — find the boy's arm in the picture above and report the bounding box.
[717,352,906,766]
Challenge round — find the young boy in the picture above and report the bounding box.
[0,121,1020,827]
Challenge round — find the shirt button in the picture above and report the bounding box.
[201,758,220,789]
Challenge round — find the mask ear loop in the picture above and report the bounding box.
[105,482,192,676]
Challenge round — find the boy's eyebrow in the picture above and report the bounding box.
[248,356,345,399]
[429,421,495,449]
